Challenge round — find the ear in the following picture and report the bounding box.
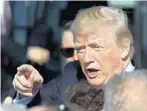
[120,45,130,60]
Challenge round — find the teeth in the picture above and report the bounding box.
[88,69,98,72]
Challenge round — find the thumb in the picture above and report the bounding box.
[3,97,13,104]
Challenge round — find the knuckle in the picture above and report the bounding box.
[16,85,24,92]
[17,72,22,76]
[14,85,18,91]
[20,81,26,86]
[17,76,21,82]
[14,74,17,78]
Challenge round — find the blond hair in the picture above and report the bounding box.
[71,6,134,57]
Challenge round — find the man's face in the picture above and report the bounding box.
[61,30,78,66]
[74,24,123,87]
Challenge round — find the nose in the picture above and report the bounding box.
[84,47,94,64]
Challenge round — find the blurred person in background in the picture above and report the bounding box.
[6,6,135,108]
[1,103,84,111]
[5,22,85,106]
[60,21,78,70]
[28,103,85,111]
[104,69,147,111]
[69,80,104,111]
[2,0,62,84]
[1,0,14,102]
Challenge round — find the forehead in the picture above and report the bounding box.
[74,24,117,43]
[62,31,74,41]
[62,31,74,47]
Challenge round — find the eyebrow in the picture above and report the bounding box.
[89,42,97,45]
[75,44,85,49]
[75,41,101,47]
[88,41,101,46]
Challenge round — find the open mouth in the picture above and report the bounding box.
[86,68,99,78]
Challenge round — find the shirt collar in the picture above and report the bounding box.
[124,61,135,72]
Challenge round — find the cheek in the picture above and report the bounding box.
[66,57,74,62]
[96,48,121,72]
[77,53,85,71]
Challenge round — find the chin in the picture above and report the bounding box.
[88,78,105,88]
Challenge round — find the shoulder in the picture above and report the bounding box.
[39,76,62,102]
[41,76,62,91]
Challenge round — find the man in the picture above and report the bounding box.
[9,6,134,106]
[104,69,147,111]
[60,21,78,70]
[69,80,104,111]
[70,6,134,88]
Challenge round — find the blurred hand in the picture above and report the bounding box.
[28,106,56,111]
[3,97,13,104]
[27,46,50,65]
[12,64,43,96]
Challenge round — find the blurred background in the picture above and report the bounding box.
[1,1,147,101]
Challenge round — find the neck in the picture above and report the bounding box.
[115,57,131,75]
[122,57,131,72]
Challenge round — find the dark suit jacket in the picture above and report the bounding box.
[8,61,85,107]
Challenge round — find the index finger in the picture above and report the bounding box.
[17,64,33,77]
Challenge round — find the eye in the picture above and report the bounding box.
[75,46,85,53]
[90,44,103,51]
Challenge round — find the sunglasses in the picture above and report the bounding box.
[60,48,74,58]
